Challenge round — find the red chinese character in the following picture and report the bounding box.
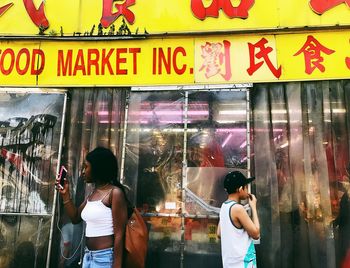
[191,0,255,20]
[23,0,49,29]
[100,0,135,28]
[345,39,350,69]
[199,40,232,81]
[0,3,13,17]
[247,38,281,78]
[294,35,335,75]
[310,0,350,14]
[346,56,350,69]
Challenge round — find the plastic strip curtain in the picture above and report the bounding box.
[252,81,350,268]
[52,88,126,268]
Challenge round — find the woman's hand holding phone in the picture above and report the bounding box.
[55,166,69,196]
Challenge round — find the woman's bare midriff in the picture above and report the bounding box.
[86,235,114,250]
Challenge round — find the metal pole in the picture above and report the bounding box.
[180,90,189,268]
[120,91,130,185]
[46,92,68,268]
[0,212,51,217]
[246,89,251,179]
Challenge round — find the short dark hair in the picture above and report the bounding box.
[86,147,119,184]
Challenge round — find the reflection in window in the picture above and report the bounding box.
[124,91,185,213]
[185,91,248,217]
[124,89,248,268]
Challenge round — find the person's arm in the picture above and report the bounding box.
[234,195,260,239]
[57,179,85,224]
[217,221,221,239]
[111,188,128,268]
[334,192,349,228]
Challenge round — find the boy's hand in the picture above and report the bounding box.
[248,194,257,209]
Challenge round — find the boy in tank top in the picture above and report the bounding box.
[217,171,260,268]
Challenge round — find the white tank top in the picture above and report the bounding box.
[219,200,256,268]
[81,191,114,237]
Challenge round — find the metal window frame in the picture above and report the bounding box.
[0,88,68,268]
[123,84,252,268]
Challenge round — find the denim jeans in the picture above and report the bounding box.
[82,247,113,268]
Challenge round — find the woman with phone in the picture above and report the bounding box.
[56,147,128,268]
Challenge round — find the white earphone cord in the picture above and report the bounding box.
[56,197,85,261]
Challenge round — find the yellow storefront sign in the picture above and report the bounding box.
[0,0,350,35]
[277,32,350,81]
[39,39,195,86]
[1,31,350,86]
[194,35,280,84]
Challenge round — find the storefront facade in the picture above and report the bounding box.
[0,1,350,267]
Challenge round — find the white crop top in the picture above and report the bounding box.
[81,193,114,237]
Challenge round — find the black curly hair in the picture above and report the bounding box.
[86,147,126,195]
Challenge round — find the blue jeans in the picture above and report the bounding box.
[82,247,113,268]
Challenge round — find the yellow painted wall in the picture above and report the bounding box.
[1,0,350,35]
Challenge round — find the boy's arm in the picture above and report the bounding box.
[217,221,221,239]
[234,195,260,239]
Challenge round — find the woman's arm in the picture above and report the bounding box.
[57,179,85,224]
[111,187,128,268]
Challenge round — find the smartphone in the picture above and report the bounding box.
[57,165,67,189]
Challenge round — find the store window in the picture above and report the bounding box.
[0,90,66,268]
[123,88,249,268]
[51,81,350,268]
